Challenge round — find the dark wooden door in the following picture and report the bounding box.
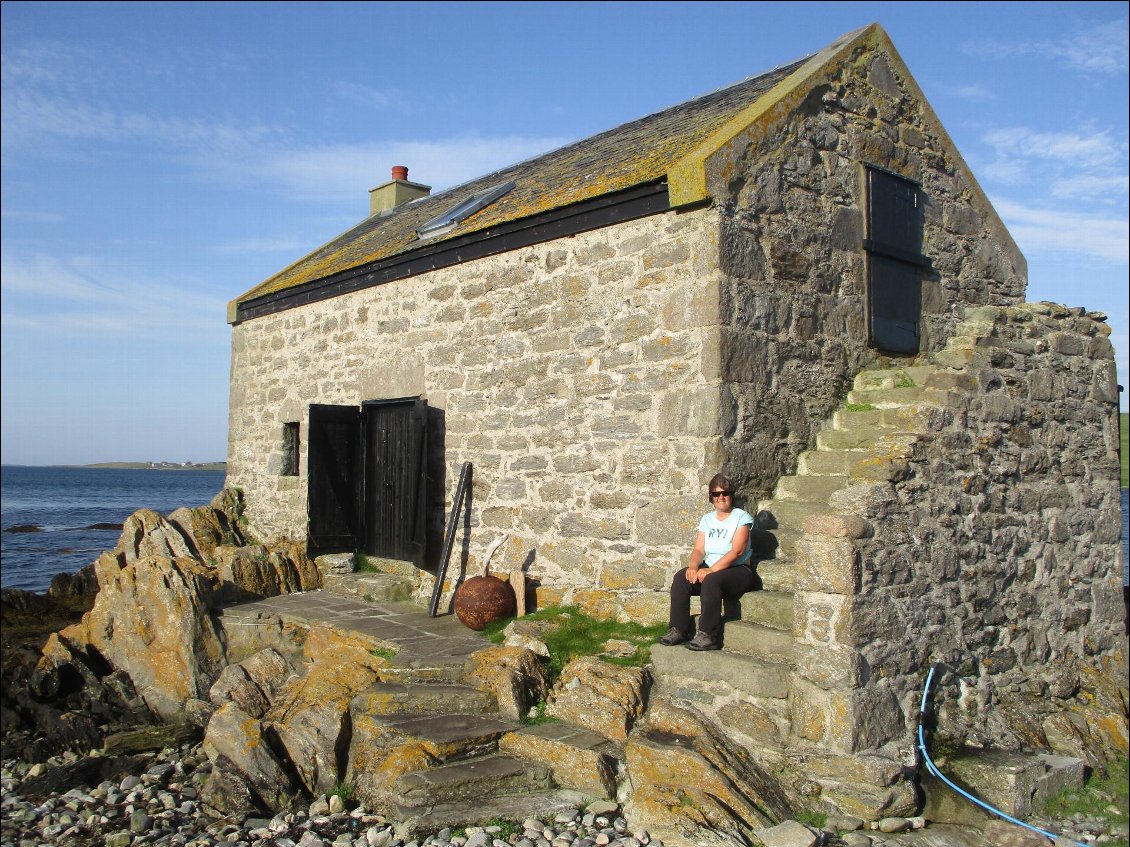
[362,398,429,562]
[307,404,362,553]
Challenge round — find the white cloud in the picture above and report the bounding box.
[1051,174,1130,202]
[983,127,1122,171]
[0,253,229,339]
[992,198,1129,264]
[941,83,996,101]
[225,135,574,203]
[963,19,1128,75]
[332,81,404,110]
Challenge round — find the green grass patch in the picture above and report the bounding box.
[1120,412,1127,488]
[485,817,519,839]
[480,605,667,686]
[893,371,915,389]
[797,810,827,830]
[328,780,356,808]
[519,699,558,726]
[355,555,380,574]
[369,646,398,661]
[845,403,877,412]
[1040,756,1128,845]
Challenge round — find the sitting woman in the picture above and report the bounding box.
[659,473,756,651]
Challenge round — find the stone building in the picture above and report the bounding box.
[227,24,1124,816]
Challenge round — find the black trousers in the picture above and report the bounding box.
[668,565,756,638]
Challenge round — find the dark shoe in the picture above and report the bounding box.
[658,627,691,646]
[685,631,721,651]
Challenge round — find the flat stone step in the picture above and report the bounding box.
[754,499,829,534]
[774,474,849,502]
[374,712,519,761]
[753,559,794,593]
[816,428,883,450]
[352,682,496,718]
[722,620,796,664]
[853,365,938,390]
[845,386,946,408]
[798,448,855,476]
[395,753,552,809]
[499,722,622,799]
[322,572,414,603]
[741,590,794,631]
[395,791,582,835]
[651,645,790,700]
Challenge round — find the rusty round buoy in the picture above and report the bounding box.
[453,574,516,630]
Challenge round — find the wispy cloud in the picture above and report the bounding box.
[0,209,64,223]
[1050,174,1130,203]
[332,81,405,110]
[219,135,574,203]
[992,198,1129,264]
[0,253,229,339]
[963,18,1128,75]
[940,82,996,101]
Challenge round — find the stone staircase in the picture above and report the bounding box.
[347,668,621,832]
[650,361,953,741]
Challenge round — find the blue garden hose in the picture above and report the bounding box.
[917,663,1089,847]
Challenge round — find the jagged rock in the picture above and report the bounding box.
[241,646,294,701]
[203,702,302,813]
[547,657,648,741]
[115,509,196,563]
[792,752,917,820]
[210,664,270,718]
[502,619,554,658]
[102,722,200,754]
[213,542,321,603]
[265,626,389,796]
[499,722,621,798]
[168,503,239,560]
[622,697,793,847]
[48,554,227,721]
[754,821,818,847]
[463,645,548,720]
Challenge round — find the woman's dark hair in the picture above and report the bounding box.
[707,473,734,493]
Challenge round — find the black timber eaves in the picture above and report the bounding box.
[234,179,673,323]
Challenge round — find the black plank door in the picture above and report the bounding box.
[866,168,925,354]
[307,404,362,553]
[362,398,428,562]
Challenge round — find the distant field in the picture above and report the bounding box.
[83,462,226,471]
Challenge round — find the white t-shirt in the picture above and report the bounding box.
[698,508,754,567]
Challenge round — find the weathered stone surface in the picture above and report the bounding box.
[463,645,548,721]
[623,697,792,846]
[202,703,300,813]
[499,722,620,798]
[114,510,195,563]
[547,657,649,742]
[209,664,269,718]
[753,820,817,847]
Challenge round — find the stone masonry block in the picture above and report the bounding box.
[794,538,860,594]
[800,514,873,540]
[795,592,854,644]
[635,496,701,547]
[795,642,863,690]
[657,387,720,438]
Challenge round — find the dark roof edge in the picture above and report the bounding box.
[232,179,676,324]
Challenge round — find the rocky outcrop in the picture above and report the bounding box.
[547,657,649,742]
[29,490,320,727]
[623,696,794,847]
[463,645,548,720]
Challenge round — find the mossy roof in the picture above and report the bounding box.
[235,59,818,306]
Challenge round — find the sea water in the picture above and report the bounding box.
[1,465,226,592]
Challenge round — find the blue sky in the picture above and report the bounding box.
[2,1,1127,465]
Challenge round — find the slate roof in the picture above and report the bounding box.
[236,55,811,306]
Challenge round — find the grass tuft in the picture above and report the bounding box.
[845,403,877,412]
[1040,755,1128,846]
[479,605,666,686]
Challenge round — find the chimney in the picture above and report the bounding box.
[369,165,431,215]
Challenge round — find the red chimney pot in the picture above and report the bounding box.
[391,165,409,182]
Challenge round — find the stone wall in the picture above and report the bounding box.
[228,210,726,616]
[708,40,1027,502]
[795,303,1123,761]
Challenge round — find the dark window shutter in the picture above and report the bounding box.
[866,168,926,354]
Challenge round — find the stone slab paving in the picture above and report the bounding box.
[223,590,489,670]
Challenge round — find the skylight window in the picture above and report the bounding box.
[417,181,515,239]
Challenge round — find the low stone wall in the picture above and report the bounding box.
[795,302,1124,763]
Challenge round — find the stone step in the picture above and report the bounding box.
[754,499,829,535]
[750,527,803,560]
[352,682,496,718]
[852,365,937,390]
[651,645,791,700]
[845,386,945,408]
[395,753,553,810]
[816,428,885,450]
[798,448,855,476]
[721,620,796,665]
[774,474,849,502]
[322,571,415,603]
[371,712,519,762]
[395,791,582,835]
[753,559,794,593]
[499,722,622,799]
[740,590,794,631]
